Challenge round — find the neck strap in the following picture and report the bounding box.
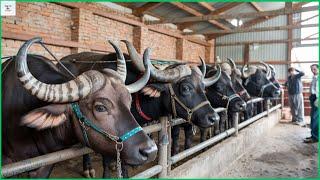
[168,84,210,122]
[135,93,152,121]
[71,103,142,146]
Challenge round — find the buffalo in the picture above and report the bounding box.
[58,40,220,177]
[2,37,157,178]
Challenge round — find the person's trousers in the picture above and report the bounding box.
[288,93,305,123]
[309,94,318,140]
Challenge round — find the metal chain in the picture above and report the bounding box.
[116,142,123,178]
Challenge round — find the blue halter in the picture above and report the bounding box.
[71,103,142,147]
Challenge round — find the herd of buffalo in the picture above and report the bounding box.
[2,37,281,178]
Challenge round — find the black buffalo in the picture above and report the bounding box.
[58,40,220,177]
[2,38,157,178]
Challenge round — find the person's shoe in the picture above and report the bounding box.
[305,136,312,140]
[303,138,318,143]
[294,121,306,127]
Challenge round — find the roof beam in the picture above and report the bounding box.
[170,2,230,30]
[178,3,242,30]
[146,5,318,25]
[216,37,318,46]
[249,2,268,19]
[133,3,163,17]
[184,23,318,35]
[198,2,215,11]
[242,2,309,28]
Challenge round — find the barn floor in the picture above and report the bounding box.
[219,117,318,178]
[50,117,318,178]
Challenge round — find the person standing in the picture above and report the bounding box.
[304,64,318,143]
[285,67,306,126]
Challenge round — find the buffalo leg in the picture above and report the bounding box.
[82,154,95,178]
[102,155,112,178]
[171,126,180,155]
[200,128,207,143]
[184,124,193,150]
[28,165,54,178]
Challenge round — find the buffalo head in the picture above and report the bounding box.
[123,41,220,128]
[242,62,280,98]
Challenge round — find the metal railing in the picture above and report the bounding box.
[2,98,282,178]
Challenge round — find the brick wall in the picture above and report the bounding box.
[2,2,213,63]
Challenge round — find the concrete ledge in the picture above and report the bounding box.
[168,109,281,178]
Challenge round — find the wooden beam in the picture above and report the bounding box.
[198,2,215,11]
[244,44,250,64]
[178,3,242,30]
[249,2,268,19]
[216,37,318,46]
[286,2,293,63]
[55,2,210,47]
[242,2,309,28]
[133,3,162,17]
[184,23,318,35]
[304,32,319,39]
[147,5,318,25]
[171,2,229,30]
[295,14,319,24]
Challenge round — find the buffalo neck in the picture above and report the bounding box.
[131,89,171,125]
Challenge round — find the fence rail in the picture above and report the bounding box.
[2,98,282,178]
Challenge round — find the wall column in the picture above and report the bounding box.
[133,26,149,54]
[205,39,215,63]
[176,38,186,60]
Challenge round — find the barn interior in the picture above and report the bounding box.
[1,1,319,178]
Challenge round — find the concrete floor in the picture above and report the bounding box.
[219,117,318,178]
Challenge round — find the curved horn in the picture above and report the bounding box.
[259,61,271,79]
[227,58,236,70]
[125,48,151,93]
[199,56,206,77]
[16,37,105,103]
[203,64,221,87]
[121,40,145,72]
[123,40,190,82]
[241,64,250,78]
[268,64,275,72]
[108,40,126,83]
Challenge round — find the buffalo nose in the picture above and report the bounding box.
[139,143,158,162]
[208,113,220,124]
[273,89,281,97]
[240,102,247,111]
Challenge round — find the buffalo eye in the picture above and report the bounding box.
[180,84,193,95]
[94,104,108,112]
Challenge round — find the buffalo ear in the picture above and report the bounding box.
[141,84,166,98]
[21,104,69,130]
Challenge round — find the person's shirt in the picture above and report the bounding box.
[285,69,305,95]
[310,74,318,98]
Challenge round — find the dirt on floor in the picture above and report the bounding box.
[219,117,318,178]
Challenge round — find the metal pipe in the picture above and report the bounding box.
[2,145,93,177]
[167,116,172,175]
[2,123,162,177]
[170,118,186,127]
[158,116,169,177]
[233,112,239,136]
[131,165,163,178]
[246,97,264,104]
[171,128,236,164]
[214,107,227,113]
[144,123,162,134]
[239,104,281,129]
[170,104,282,165]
